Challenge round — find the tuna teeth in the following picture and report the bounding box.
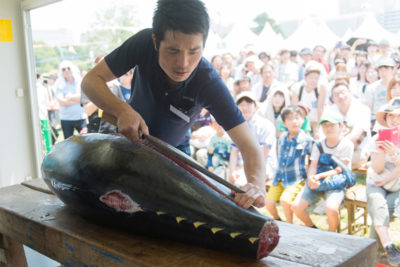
[230,232,242,238]
[211,227,223,234]
[176,217,186,223]
[193,221,206,228]
[248,237,260,244]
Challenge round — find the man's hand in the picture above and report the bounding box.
[116,104,149,141]
[233,183,266,209]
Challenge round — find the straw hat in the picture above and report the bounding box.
[376,97,400,127]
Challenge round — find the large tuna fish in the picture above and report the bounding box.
[41,133,279,259]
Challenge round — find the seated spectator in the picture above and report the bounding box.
[291,63,327,139]
[366,98,400,266]
[265,106,313,223]
[258,88,291,137]
[325,82,371,168]
[252,63,288,103]
[229,92,277,185]
[205,117,231,179]
[238,76,251,93]
[219,64,234,94]
[292,111,354,232]
[352,62,378,103]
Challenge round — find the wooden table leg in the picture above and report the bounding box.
[0,234,27,267]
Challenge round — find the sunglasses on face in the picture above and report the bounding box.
[62,67,71,72]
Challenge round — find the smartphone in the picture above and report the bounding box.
[377,127,399,146]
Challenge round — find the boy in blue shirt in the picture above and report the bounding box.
[266,106,313,223]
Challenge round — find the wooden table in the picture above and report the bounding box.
[0,179,377,266]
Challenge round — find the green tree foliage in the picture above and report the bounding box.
[34,4,139,75]
[251,12,285,38]
[81,5,137,52]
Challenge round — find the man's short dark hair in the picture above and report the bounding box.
[152,0,210,49]
[281,105,304,122]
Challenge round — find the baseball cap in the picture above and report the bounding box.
[378,57,396,68]
[319,111,343,125]
[299,48,312,56]
[236,91,257,104]
[304,62,321,76]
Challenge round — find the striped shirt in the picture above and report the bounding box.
[273,130,313,188]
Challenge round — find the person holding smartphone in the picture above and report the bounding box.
[367,97,400,266]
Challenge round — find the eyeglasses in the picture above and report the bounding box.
[332,90,349,98]
[62,67,71,72]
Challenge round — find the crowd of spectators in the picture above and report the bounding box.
[35,37,400,265]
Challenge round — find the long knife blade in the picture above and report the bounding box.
[102,111,244,193]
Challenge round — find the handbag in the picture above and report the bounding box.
[367,167,400,192]
[312,142,356,192]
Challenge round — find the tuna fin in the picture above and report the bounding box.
[193,222,205,228]
[156,211,166,215]
[248,237,260,244]
[230,232,242,238]
[176,217,186,223]
[211,227,223,234]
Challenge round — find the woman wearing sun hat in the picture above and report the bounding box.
[367,97,400,266]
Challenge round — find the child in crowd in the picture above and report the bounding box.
[229,91,277,186]
[265,106,313,223]
[292,111,354,232]
[258,88,290,137]
[279,103,312,136]
[205,117,231,179]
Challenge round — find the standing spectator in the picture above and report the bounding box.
[243,55,263,90]
[98,69,134,134]
[298,48,313,81]
[252,63,287,103]
[81,53,107,133]
[265,106,313,223]
[313,45,330,74]
[229,92,277,185]
[366,98,400,266]
[290,50,298,64]
[367,41,380,65]
[378,39,391,61]
[291,64,327,138]
[258,51,271,64]
[55,61,87,139]
[292,111,354,231]
[276,49,299,87]
[387,72,400,101]
[365,57,396,126]
[326,82,371,168]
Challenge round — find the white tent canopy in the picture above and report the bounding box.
[222,23,258,53]
[284,19,340,50]
[351,14,398,46]
[204,30,224,59]
[255,23,284,54]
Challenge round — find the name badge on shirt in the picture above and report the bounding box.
[170,105,190,123]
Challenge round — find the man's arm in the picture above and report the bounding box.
[81,60,149,140]
[227,122,266,209]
